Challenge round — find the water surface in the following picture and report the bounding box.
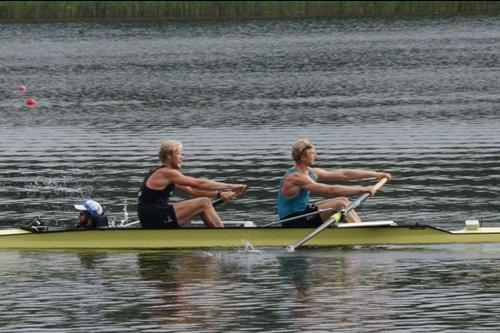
[1,246,500,332]
[0,15,500,332]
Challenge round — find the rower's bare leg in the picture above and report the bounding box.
[345,210,361,223]
[315,197,362,223]
[172,198,224,228]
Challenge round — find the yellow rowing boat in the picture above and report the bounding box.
[0,220,499,249]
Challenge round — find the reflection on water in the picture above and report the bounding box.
[1,247,500,332]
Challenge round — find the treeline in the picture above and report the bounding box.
[0,1,499,21]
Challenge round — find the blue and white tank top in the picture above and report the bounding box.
[277,167,316,219]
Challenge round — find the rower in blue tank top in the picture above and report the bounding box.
[277,167,317,219]
[277,139,392,228]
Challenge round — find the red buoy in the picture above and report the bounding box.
[18,85,28,93]
[26,98,37,107]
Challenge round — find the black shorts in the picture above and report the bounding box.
[281,205,323,228]
[138,203,178,229]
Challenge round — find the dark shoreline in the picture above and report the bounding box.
[1,1,499,22]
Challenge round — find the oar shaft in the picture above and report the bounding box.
[285,211,343,251]
[286,178,387,251]
[262,207,337,228]
[286,199,361,251]
[212,198,224,206]
[371,177,388,193]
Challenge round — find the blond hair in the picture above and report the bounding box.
[291,138,313,161]
[159,140,182,163]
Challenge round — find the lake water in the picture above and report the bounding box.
[0,15,499,332]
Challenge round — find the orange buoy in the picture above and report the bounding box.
[26,98,37,107]
[18,85,28,93]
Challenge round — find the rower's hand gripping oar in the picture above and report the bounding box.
[214,185,247,206]
[285,178,388,252]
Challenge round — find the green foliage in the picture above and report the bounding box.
[0,1,499,22]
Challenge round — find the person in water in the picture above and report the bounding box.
[277,138,392,227]
[74,199,108,228]
[138,140,247,228]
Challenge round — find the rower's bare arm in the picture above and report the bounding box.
[282,172,313,197]
[303,181,371,197]
[168,170,247,193]
[162,169,203,188]
[315,168,392,182]
[176,185,218,198]
[176,186,242,202]
[197,179,247,195]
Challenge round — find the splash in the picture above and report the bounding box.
[240,239,261,253]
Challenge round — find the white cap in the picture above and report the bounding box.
[74,199,103,218]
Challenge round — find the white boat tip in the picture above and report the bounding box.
[465,220,480,230]
[285,244,296,252]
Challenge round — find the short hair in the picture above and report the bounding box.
[291,138,313,161]
[159,140,182,163]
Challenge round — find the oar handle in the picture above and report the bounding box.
[212,198,224,206]
[371,177,388,193]
[336,177,388,213]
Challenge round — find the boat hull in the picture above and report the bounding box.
[1,225,500,249]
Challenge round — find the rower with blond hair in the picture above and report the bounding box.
[138,140,247,228]
[277,138,392,227]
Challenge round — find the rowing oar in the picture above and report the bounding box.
[212,197,224,206]
[262,206,339,227]
[285,177,388,252]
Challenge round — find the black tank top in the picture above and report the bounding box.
[138,166,175,208]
